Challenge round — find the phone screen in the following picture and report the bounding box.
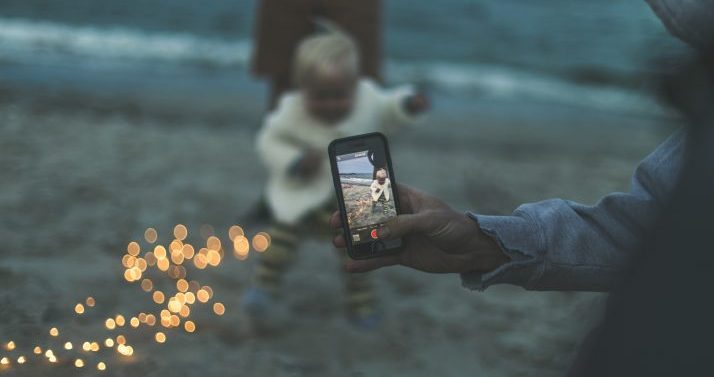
[336,148,398,246]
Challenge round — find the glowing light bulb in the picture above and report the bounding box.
[97,361,106,371]
[144,228,158,243]
[116,335,126,345]
[33,346,42,354]
[82,342,91,352]
[228,225,244,240]
[49,327,59,337]
[0,357,8,365]
[171,250,185,265]
[17,356,25,364]
[252,232,271,252]
[75,303,85,314]
[169,315,180,327]
[173,224,188,241]
[127,241,141,256]
[157,258,170,271]
[48,355,57,363]
[105,318,116,330]
[91,342,100,352]
[169,240,183,253]
[64,342,73,350]
[154,245,167,260]
[206,249,221,266]
[136,257,147,271]
[145,252,157,266]
[115,315,125,327]
[207,236,221,252]
[75,358,84,368]
[213,302,225,316]
[153,291,165,304]
[176,279,189,293]
[44,350,53,358]
[155,332,166,343]
[233,235,250,259]
[6,341,15,351]
[184,320,196,333]
[86,296,96,307]
[197,289,209,303]
[182,244,195,259]
[141,278,153,292]
[104,338,114,347]
[130,317,140,328]
[168,299,182,313]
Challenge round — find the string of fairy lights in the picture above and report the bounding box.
[0,224,271,373]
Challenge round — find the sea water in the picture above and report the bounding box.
[0,0,689,118]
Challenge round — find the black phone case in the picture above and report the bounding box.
[328,132,402,260]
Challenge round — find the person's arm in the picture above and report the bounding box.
[462,131,685,292]
[367,80,428,133]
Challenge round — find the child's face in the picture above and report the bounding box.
[302,70,356,125]
[376,170,387,184]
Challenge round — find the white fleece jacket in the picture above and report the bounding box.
[256,79,417,225]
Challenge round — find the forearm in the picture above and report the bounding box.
[462,131,685,292]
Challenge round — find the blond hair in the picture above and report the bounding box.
[292,20,360,86]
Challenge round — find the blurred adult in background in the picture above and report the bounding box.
[251,0,383,109]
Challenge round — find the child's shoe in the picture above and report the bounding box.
[346,303,381,330]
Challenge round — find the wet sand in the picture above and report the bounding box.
[341,182,396,230]
[0,95,678,376]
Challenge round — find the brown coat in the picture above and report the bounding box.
[251,0,383,84]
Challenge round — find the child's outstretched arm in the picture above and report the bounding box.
[376,82,429,133]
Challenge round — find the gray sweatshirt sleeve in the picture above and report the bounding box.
[461,131,685,292]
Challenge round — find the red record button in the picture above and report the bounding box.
[370,229,379,239]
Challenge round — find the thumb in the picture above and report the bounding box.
[378,212,432,240]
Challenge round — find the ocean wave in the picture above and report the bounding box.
[0,17,250,67]
[387,61,666,117]
[0,17,666,116]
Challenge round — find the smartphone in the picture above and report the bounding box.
[328,132,402,259]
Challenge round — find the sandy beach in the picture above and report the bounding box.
[0,92,679,376]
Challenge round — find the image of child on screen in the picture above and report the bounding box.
[338,153,397,230]
[370,168,391,215]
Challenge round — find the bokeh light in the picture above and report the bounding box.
[144,228,158,243]
[213,302,225,316]
[173,224,188,241]
[252,232,271,252]
[127,241,141,256]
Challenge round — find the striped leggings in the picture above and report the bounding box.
[254,204,376,318]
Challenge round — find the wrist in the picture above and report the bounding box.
[466,215,510,272]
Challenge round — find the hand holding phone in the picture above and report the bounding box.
[329,183,509,273]
[328,133,402,259]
